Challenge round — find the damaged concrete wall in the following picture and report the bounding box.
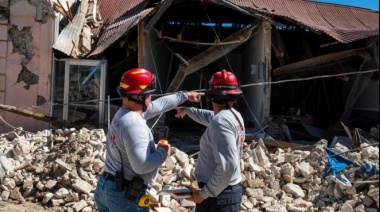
[0,0,54,133]
[241,21,272,130]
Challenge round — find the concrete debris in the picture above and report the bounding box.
[0,128,379,212]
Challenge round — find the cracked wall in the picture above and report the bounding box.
[0,0,54,133]
[9,26,34,65]
[17,65,39,90]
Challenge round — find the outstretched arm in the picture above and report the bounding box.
[175,107,214,126]
[144,91,204,120]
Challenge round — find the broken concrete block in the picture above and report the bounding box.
[266,205,287,212]
[72,179,93,194]
[45,180,57,190]
[281,162,295,177]
[72,199,88,212]
[282,183,305,198]
[296,161,314,179]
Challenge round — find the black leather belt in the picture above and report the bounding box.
[102,172,131,186]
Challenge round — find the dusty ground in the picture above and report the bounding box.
[0,201,61,212]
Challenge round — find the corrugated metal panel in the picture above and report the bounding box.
[89,8,153,56]
[92,0,146,35]
[52,0,89,58]
[228,0,379,43]
[90,0,378,56]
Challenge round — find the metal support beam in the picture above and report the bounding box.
[166,25,258,92]
[273,47,367,76]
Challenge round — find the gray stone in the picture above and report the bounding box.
[72,199,88,212]
[72,179,93,194]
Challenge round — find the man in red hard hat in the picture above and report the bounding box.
[94,68,204,211]
[176,69,245,212]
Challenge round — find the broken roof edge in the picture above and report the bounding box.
[229,0,379,44]
[308,0,379,12]
[87,8,155,57]
[269,14,379,44]
[213,0,286,28]
[88,0,282,57]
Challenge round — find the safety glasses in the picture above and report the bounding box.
[147,74,157,92]
[139,74,156,95]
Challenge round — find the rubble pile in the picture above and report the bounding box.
[0,128,379,212]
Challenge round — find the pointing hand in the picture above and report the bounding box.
[187,92,205,103]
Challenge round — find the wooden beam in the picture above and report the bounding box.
[341,122,355,145]
[0,103,80,129]
[263,21,272,126]
[246,136,315,151]
[320,41,340,49]
[273,47,367,76]
[138,22,144,68]
[163,44,189,66]
[161,35,248,46]
[166,26,258,92]
[144,0,174,34]
[271,29,290,66]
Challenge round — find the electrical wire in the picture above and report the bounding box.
[147,33,166,130]
[2,69,378,112]
[200,0,234,72]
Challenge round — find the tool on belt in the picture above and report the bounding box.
[138,194,151,207]
[125,177,151,207]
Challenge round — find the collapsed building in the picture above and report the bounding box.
[0,0,378,149]
[0,0,379,211]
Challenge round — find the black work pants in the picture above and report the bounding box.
[195,183,243,212]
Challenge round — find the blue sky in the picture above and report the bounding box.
[312,0,379,11]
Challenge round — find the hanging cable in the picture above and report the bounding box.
[166,51,174,91]
[147,34,167,130]
[0,115,32,134]
[240,69,378,88]
[147,35,163,94]
[4,69,378,116]
[200,0,234,72]
[200,0,266,133]
[150,113,164,131]
[241,93,264,129]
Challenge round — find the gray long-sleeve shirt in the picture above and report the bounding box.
[104,91,188,187]
[185,107,245,199]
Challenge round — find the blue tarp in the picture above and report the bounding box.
[323,147,378,182]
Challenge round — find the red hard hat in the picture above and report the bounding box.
[206,69,242,96]
[118,68,156,95]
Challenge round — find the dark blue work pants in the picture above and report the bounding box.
[195,183,243,212]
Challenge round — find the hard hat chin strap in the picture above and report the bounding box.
[127,95,147,112]
[118,88,148,112]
